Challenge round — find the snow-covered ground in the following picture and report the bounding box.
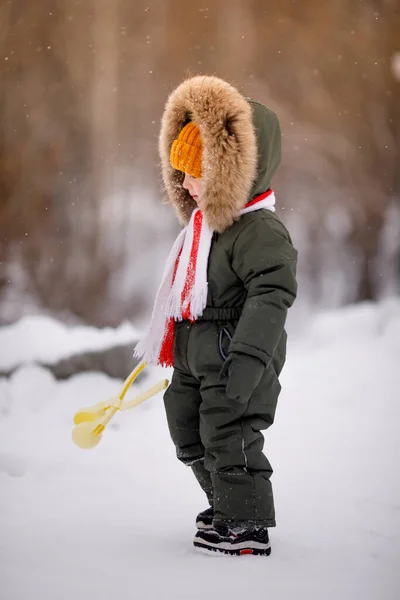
[1,300,400,600]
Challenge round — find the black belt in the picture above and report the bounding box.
[195,306,243,321]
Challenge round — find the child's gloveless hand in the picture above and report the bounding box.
[220,352,265,403]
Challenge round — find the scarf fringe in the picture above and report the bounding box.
[189,283,208,320]
[165,290,183,320]
[133,336,162,365]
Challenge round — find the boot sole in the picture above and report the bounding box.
[193,539,271,556]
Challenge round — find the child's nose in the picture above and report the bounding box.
[182,173,189,190]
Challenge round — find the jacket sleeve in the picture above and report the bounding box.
[229,215,298,365]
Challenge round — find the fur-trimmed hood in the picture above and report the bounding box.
[159,75,281,233]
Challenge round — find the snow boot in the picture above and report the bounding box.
[196,506,214,530]
[194,525,271,556]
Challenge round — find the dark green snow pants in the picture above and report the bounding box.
[163,318,282,528]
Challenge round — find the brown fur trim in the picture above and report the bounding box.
[159,76,257,233]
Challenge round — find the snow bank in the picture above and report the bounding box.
[0,315,139,371]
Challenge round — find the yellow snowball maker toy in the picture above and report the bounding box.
[72,362,168,449]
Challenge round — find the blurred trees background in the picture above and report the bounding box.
[1,0,399,326]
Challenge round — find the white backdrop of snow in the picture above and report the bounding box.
[0,299,399,600]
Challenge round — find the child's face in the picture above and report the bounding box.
[182,173,203,210]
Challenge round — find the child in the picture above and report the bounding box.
[135,75,298,556]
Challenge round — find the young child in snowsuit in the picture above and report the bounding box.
[135,75,298,556]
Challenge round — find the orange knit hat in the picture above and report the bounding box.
[170,121,202,178]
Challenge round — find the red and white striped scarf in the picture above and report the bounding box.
[134,190,276,367]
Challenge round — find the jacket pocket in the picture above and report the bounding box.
[217,325,233,361]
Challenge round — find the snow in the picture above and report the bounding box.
[0,315,139,371]
[1,301,400,600]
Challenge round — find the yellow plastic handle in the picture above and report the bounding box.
[120,361,147,400]
[120,380,169,411]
